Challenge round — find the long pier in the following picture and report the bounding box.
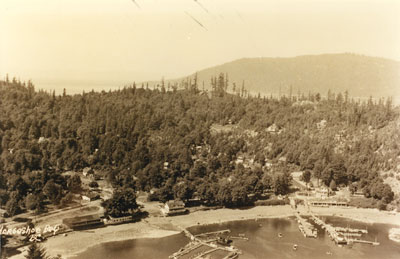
[194,229,231,238]
[294,212,317,238]
[347,238,380,246]
[335,226,368,234]
[178,226,198,241]
[192,248,219,259]
[310,212,346,244]
[337,232,362,237]
[169,228,242,259]
[169,242,203,258]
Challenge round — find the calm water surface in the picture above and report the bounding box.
[74,217,400,259]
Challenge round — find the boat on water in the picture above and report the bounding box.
[293,244,298,250]
[216,236,233,246]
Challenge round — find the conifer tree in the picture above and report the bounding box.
[25,243,47,259]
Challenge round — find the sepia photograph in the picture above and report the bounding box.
[0,0,400,258]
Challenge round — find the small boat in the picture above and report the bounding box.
[293,244,298,250]
[278,233,283,238]
[216,236,233,246]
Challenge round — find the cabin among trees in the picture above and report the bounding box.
[161,200,188,216]
[0,75,398,218]
[81,192,100,202]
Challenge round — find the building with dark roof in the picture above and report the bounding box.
[62,214,103,229]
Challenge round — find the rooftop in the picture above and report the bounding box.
[166,200,185,209]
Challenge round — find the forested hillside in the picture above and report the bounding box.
[0,76,399,217]
[165,53,400,101]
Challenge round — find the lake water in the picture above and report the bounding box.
[73,216,400,259]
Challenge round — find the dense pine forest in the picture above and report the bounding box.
[0,75,399,217]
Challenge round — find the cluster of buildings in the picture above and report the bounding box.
[62,199,188,230]
[62,213,138,230]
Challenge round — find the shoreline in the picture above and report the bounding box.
[8,205,400,259]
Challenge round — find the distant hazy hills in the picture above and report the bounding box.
[167,53,400,100]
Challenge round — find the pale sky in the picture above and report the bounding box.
[1,0,399,94]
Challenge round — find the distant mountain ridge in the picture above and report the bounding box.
[166,53,400,100]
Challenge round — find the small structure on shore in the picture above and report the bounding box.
[104,215,133,225]
[161,200,188,216]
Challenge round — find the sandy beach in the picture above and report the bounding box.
[8,205,400,259]
[303,206,400,225]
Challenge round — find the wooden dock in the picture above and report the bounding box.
[309,212,379,246]
[194,229,231,238]
[169,242,203,258]
[335,226,368,234]
[347,238,380,246]
[294,212,317,238]
[338,232,362,237]
[169,228,242,259]
[309,213,346,244]
[192,247,219,259]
